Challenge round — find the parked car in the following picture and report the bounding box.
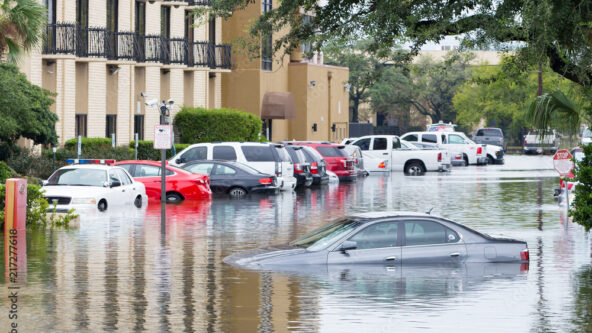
[285,146,313,187]
[273,145,297,191]
[473,128,506,152]
[299,146,330,185]
[401,131,489,166]
[168,142,297,190]
[114,160,211,202]
[181,160,278,197]
[342,145,369,177]
[224,211,529,268]
[523,129,560,154]
[340,137,358,145]
[42,160,147,212]
[350,135,451,174]
[288,142,356,181]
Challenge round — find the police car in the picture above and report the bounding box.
[42,159,147,212]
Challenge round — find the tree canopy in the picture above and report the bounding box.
[0,0,47,63]
[203,0,592,88]
[0,63,58,147]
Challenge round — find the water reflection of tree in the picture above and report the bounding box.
[571,265,592,332]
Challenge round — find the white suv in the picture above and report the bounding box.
[401,131,488,166]
[169,142,297,190]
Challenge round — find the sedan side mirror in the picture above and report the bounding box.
[110,180,121,188]
[40,180,48,186]
[339,240,358,253]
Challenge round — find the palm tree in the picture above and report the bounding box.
[0,0,47,63]
[526,89,581,136]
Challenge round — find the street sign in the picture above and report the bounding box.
[553,149,574,176]
[154,125,172,150]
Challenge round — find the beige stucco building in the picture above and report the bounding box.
[221,0,350,143]
[18,0,231,146]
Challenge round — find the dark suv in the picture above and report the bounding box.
[472,128,505,150]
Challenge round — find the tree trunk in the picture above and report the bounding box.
[351,98,359,123]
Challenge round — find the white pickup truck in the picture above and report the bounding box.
[349,135,451,174]
[523,129,560,154]
[401,131,489,166]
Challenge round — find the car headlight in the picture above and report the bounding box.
[71,198,96,204]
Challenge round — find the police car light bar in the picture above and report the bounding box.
[65,159,116,165]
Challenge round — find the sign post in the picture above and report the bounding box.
[154,122,172,232]
[553,150,575,219]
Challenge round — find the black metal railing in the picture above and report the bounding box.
[106,31,136,61]
[43,23,77,54]
[42,23,231,68]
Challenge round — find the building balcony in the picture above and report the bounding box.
[187,0,210,5]
[42,23,231,69]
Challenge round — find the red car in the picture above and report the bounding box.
[114,160,211,202]
[288,143,356,181]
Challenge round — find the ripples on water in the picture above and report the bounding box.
[1,155,591,332]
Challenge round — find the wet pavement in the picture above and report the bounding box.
[1,155,591,332]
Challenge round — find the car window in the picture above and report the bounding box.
[290,218,360,251]
[481,129,502,137]
[117,164,134,175]
[300,148,316,162]
[185,163,215,175]
[441,134,447,144]
[404,221,459,246]
[583,128,592,138]
[275,147,292,162]
[135,164,160,177]
[241,146,276,162]
[348,222,399,249]
[372,138,388,150]
[422,134,437,143]
[115,169,132,185]
[476,129,484,136]
[286,147,300,162]
[393,138,401,149]
[214,165,237,175]
[353,138,371,151]
[47,168,107,187]
[180,146,207,162]
[213,145,237,161]
[317,146,347,157]
[402,134,418,142]
[447,134,465,144]
[109,171,121,184]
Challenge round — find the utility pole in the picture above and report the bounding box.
[159,102,168,233]
[537,65,543,96]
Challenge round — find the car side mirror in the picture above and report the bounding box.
[110,180,121,188]
[339,240,358,253]
[40,180,48,186]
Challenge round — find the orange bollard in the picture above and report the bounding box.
[5,178,27,283]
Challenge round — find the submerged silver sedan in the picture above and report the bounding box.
[224,212,530,269]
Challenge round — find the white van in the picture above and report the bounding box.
[401,131,488,166]
[169,142,297,190]
[350,135,450,174]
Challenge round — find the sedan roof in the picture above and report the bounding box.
[348,211,435,220]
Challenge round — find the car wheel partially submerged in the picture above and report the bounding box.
[405,162,425,176]
[488,155,495,165]
[134,195,142,208]
[98,200,107,212]
[166,192,183,203]
[229,187,247,197]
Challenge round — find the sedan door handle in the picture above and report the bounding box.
[449,252,460,257]
[382,153,389,155]
[122,189,125,192]
[384,256,397,261]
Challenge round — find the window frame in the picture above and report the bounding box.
[402,220,461,247]
[75,114,87,137]
[212,145,238,161]
[345,221,401,250]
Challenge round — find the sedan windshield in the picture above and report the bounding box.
[47,168,107,186]
[290,219,360,251]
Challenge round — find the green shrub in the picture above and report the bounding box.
[0,161,17,182]
[129,141,191,160]
[0,183,78,230]
[570,143,592,230]
[174,107,263,144]
[7,149,56,180]
[64,137,113,151]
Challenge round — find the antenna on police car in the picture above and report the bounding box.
[426,207,434,215]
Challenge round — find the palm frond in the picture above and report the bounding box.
[527,89,580,136]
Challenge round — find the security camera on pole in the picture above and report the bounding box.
[143,94,174,231]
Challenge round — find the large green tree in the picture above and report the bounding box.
[202,0,592,88]
[0,0,47,63]
[0,63,58,148]
[324,39,410,122]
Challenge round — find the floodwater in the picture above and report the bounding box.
[1,155,590,332]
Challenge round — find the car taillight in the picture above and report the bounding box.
[259,178,274,185]
[477,147,482,155]
[310,162,318,174]
[437,152,442,162]
[524,140,527,146]
[378,161,386,168]
[295,163,303,174]
[520,249,529,261]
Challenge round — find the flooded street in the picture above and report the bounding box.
[1,155,591,332]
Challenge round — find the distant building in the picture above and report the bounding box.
[221,1,350,142]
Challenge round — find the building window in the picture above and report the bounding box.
[106,115,117,138]
[43,0,57,24]
[135,1,145,36]
[75,114,87,137]
[134,115,144,141]
[106,0,118,32]
[76,0,88,28]
[161,6,170,38]
[261,0,272,71]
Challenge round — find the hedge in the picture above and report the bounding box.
[64,137,113,151]
[174,107,263,144]
[129,141,191,160]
